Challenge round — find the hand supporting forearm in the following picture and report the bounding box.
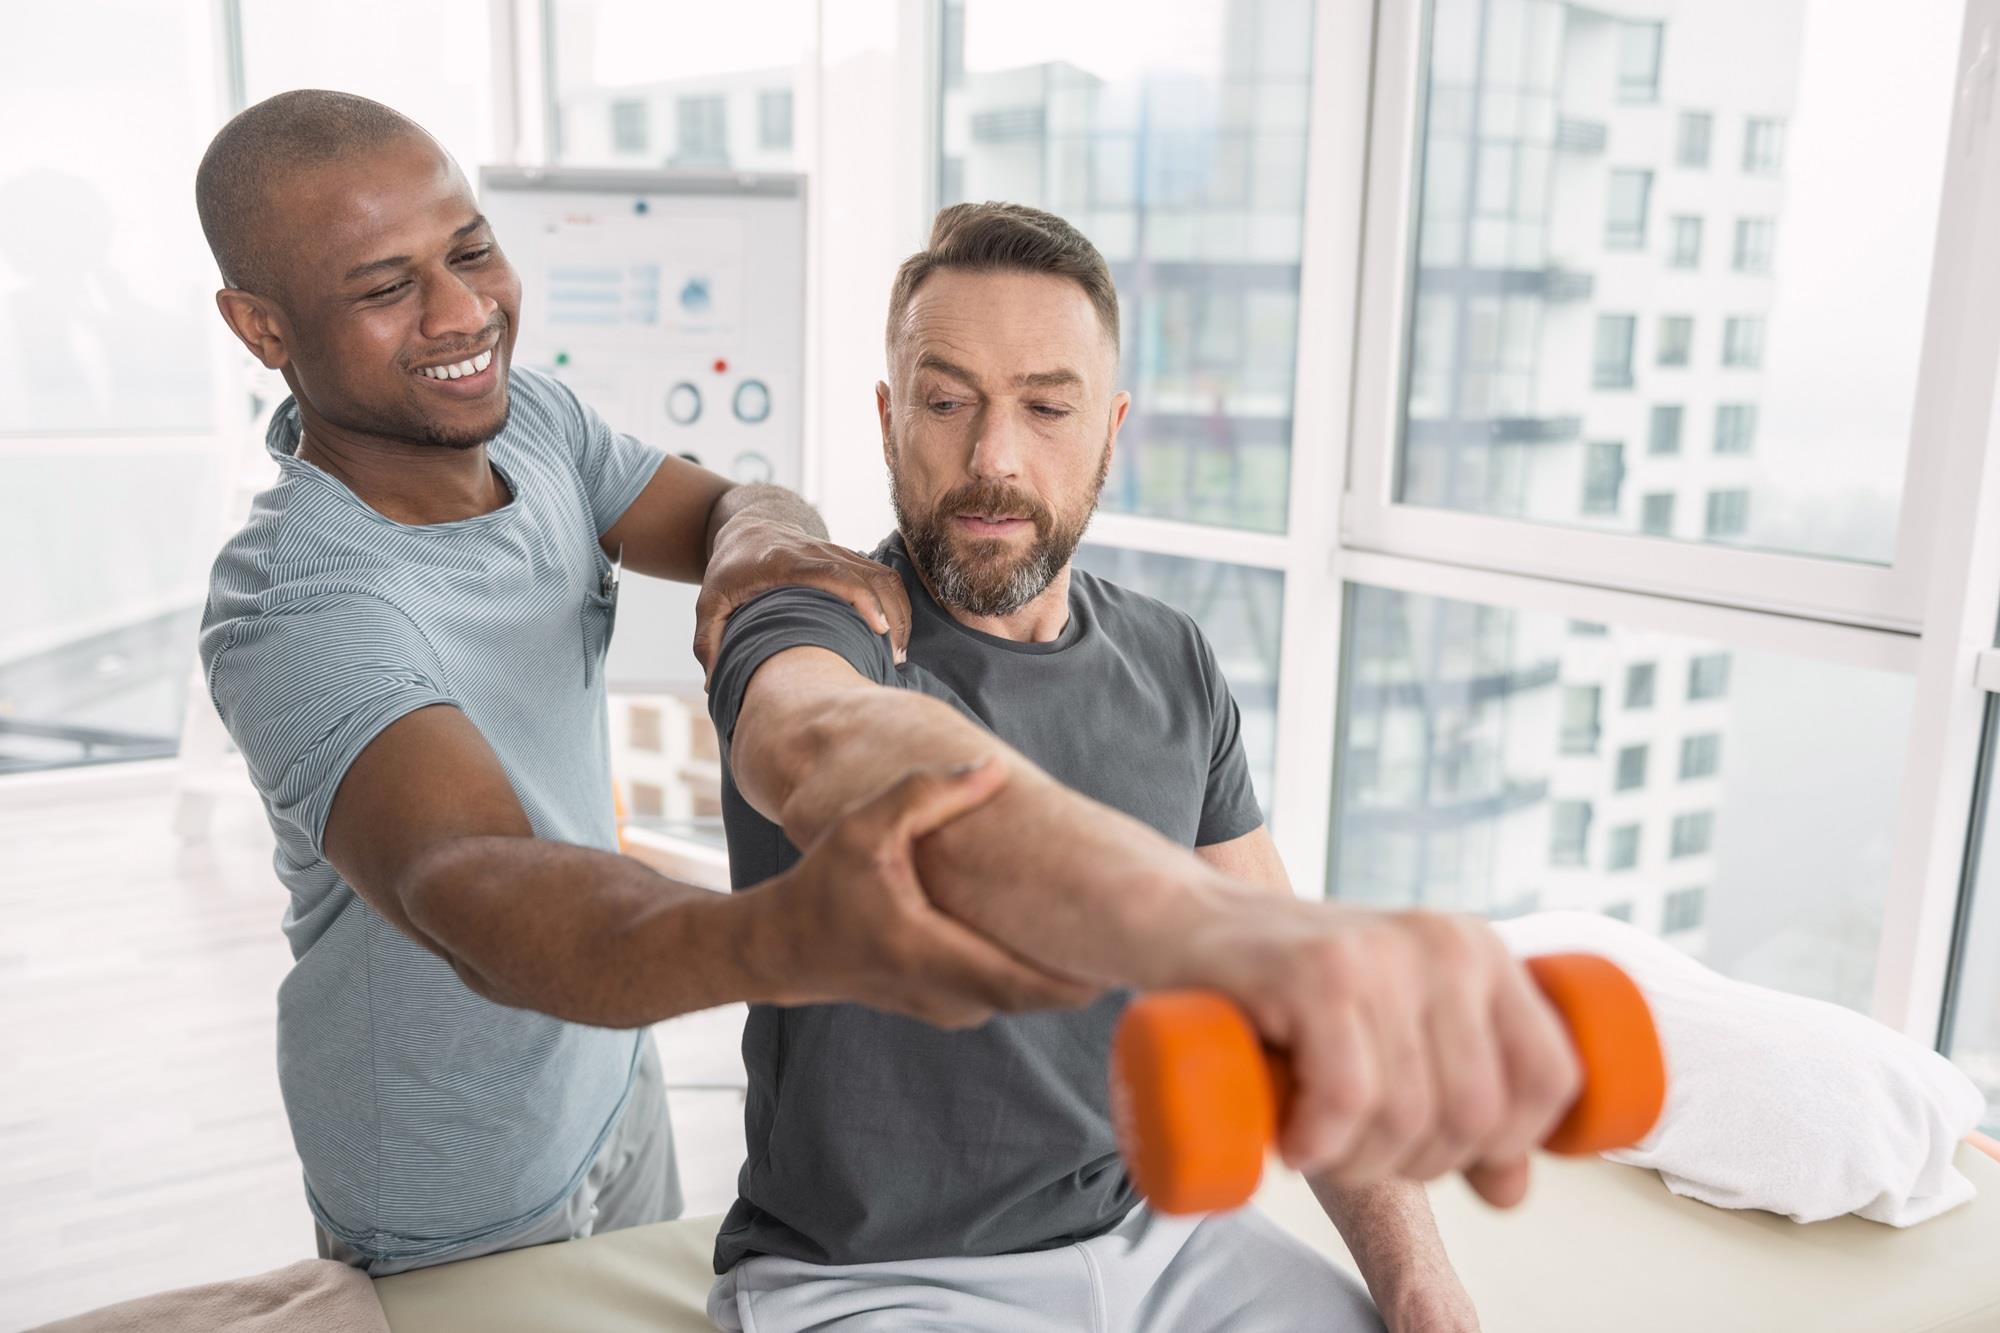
[398,835,780,1029]
[738,651,1241,991]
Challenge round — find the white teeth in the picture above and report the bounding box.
[418,350,493,380]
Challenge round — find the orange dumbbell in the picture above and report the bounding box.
[1110,952,1667,1214]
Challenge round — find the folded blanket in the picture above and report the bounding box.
[1494,911,1989,1226]
[31,1259,389,1333]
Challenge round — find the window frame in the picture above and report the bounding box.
[1334,0,2000,1046]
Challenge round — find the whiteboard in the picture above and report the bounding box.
[481,167,806,690]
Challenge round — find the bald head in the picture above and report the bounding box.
[196,90,432,297]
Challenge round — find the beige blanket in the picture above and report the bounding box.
[31,1259,388,1333]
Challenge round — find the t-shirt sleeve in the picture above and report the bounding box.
[1190,619,1265,847]
[204,594,459,856]
[531,368,668,536]
[706,587,897,748]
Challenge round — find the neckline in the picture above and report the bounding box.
[268,397,522,534]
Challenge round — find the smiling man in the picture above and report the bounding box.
[191,91,1091,1278]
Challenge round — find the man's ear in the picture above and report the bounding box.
[214,288,291,371]
[1105,389,1132,471]
[876,380,894,465]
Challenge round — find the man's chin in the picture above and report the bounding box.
[416,397,511,450]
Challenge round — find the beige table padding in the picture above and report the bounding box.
[374,1145,2000,1332]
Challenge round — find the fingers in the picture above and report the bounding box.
[1278,975,1376,1172]
[808,563,908,665]
[1463,1156,1532,1209]
[893,912,1101,1027]
[1471,963,1581,1190]
[691,585,728,680]
[1400,959,1507,1183]
[1325,975,1438,1185]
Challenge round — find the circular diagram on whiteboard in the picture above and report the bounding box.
[667,382,701,425]
[733,379,772,424]
[732,451,774,484]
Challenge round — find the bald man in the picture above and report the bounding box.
[194,91,1090,1276]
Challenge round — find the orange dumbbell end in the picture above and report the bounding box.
[1112,951,1667,1214]
[1110,990,1281,1215]
[1521,952,1665,1155]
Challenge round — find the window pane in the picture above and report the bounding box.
[549,0,808,170]
[1946,699,2000,1135]
[1330,584,1913,1010]
[241,0,495,175]
[0,5,225,775]
[1676,110,1711,168]
[1604,169,1650,249]
[1071,545,1282,811]
[1656,315,1692,367]
[1398,0,1962,565]
[945,0,1314,533]
[1,4,218,433]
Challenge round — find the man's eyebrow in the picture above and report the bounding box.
[343,215,490,283]
[915,353,982,387]
[914,355,1083,392]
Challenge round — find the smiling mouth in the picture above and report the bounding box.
[412,346,496,382]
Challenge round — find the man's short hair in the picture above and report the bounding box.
[195,89,429,296]
[886,202,1120,355]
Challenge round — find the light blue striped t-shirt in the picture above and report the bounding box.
[200,367,667,1263]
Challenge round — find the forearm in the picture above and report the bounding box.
[399,835,781,1028]
[705,483,827,554]
[1310,1174,1463,1320]
[741,667,1238,990]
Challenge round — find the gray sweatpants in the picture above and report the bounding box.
[708,1200,1385,1333]
[314,1032,682,1277]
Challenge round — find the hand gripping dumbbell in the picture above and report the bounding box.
[1110,952,1667,1214]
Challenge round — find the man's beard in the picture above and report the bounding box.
[313,324,512,450]
[890,441,1111,618]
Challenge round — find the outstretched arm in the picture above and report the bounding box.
[724,634,1580,1197]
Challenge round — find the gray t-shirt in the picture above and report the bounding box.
[200,368,666,1264]
[706,532,1263,1271]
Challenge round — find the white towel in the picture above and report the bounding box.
[1493,911,1989,1226]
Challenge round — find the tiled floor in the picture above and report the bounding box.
[0,779,747,1332]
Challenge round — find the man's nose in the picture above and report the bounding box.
[967,411,1027,481]
[419,266,494,342]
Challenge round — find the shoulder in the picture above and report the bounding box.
[498,365,595,457]
[200,489,435,688]
[1069,566,1207,657]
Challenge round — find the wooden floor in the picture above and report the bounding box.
[0,779,747,1332]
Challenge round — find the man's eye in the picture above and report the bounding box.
[368,280,410,300]
[1031,404,1071,419]
[456,246,492,264]
[929,400,961,414]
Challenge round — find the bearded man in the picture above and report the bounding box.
[696,202,1569,1331]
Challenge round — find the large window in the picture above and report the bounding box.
[1392,0,1956,566]
[0,4,232,775]
[940,0,1315,534]
[548,0,808,170]
[1331,585,1913,1011]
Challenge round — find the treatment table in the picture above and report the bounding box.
[371,1143,2000,1332]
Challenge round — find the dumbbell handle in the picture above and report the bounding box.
[1110,952,1666,1215]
